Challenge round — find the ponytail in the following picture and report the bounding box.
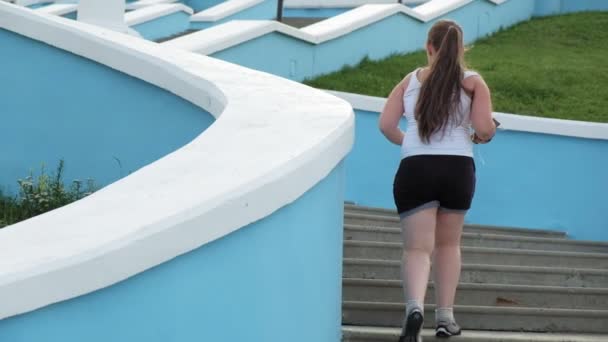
[415,20,466,144]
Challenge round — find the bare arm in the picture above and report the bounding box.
[379,75,410,145]
[469,76,496,142]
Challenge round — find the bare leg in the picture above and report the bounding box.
[432,210,465,318]
[401,207,437,307]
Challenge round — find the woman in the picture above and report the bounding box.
[379,20,497,341]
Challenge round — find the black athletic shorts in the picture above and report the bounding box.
[393,155,476,219]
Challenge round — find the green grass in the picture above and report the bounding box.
[304,12,608,123]
[0,161,96,228]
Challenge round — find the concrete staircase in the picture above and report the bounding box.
[341,204,608,341]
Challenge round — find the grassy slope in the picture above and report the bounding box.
[305,12,608,122]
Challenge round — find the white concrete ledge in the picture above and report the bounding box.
[34,3,77,16]
[163,0,505,52]
[126,0,178,11]
[14,0,46,6]
[0,1,353,319]
[414,0,475,20]
[284,0,428,9]
[163,20,318,54]
[124,3,193,27]
[191,0,264,22]
[301,4,423,41]
[326,90,608,140]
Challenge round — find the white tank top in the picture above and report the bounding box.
[401,68,479,159]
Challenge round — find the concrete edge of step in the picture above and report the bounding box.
[343,258,608,275]
[344,223,608,248]
[342,301,608,317]
[342,278,608,294]
[343,211,569,237]
[343,239,608,258]
[342,326,608,341]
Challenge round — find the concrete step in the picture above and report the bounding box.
[343,259,608,287]
[344,240,608,268]
[344,204,397,215]
[342,302,608,333]
[343,279,608,310]
[344,225,608,253]
[342,326,608,342]
[344,211,568,239]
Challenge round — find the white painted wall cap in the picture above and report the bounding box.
[14,0,44,6]
[0,1,353,320]
[414,0,475,20]
[301,4,423,41]
[163,20,318,54]
[284,0,428,9]
[190,0,265,22]
[327,90,608,140]
[125,3,194,27]
[126,0,178,11]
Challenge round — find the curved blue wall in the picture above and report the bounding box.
[345,110,608,241]
[0,162,345,342]
[0,29,214,194]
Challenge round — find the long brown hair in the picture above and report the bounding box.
[415,20,467,144]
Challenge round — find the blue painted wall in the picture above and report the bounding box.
[283,7,349,18]
[0,29,214,195]
[62,11,77,20]
[344,110,405,212]
[0,162,345,342]
[467,130,608,241]
[345,110,608,241]
[131,11,191,41]
[533,0,563,16]
[26,2,52,9]
[190,0,277,30]
[184,0,225,12]
[534,0,608,17]
[212,32,315,80]
[561,0,608,12]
